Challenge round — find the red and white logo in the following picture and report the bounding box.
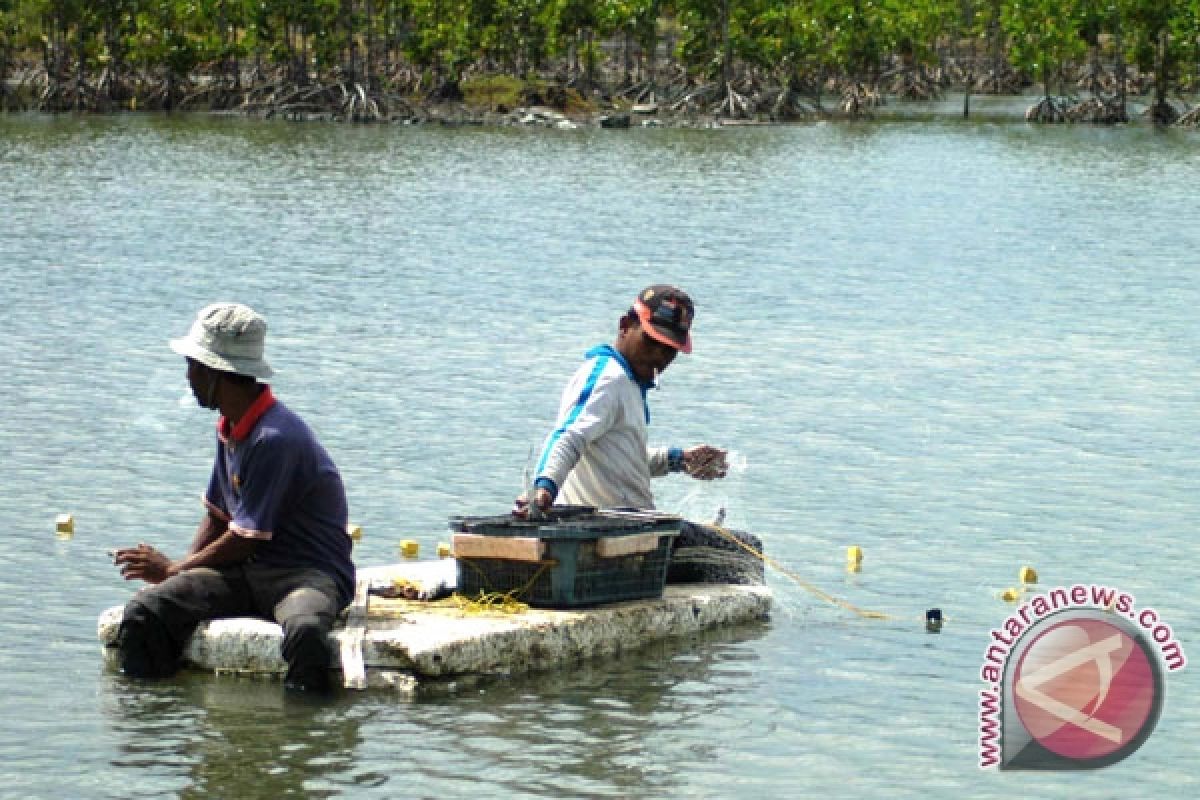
[994,607,1167,769]
[1013,617,1158,762]
[980,586,1184,770]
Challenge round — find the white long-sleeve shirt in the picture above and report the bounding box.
[534,345,673,510]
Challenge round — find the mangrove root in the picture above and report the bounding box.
[1025,96,1068,123]
[1176,105,1200,127]
[1063,96,1127,124]
[839,83,883,116]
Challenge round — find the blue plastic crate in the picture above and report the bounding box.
[451,511,682,608]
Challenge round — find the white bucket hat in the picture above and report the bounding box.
[169,302,275,380]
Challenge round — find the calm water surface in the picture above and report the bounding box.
[1,113,1197,798]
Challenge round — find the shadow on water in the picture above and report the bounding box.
[990,121,1200,177]
[104,671,371,799]
[99,621,768,798]
[405,621,772,798]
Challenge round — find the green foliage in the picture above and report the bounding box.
[1175,0,1200,88]
[742,1,823,78]
[2,0,1200,105]
[886,0,958,64]
[1122,0,1184,74]
[461,72,524,105]
[1000,0,1087,92]
[133,0,205,76]
[473,0,552,73]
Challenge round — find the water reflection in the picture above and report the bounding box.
[98,622,767,798]
[106,673,367,799]
[408,622,770,797]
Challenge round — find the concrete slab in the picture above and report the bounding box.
[98,562,772,692]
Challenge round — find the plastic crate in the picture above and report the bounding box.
[450,511,682,608]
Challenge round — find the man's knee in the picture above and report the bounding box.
[281,613,334,658]
[264,574,340,692]
[116,601,180,679]
[280,614,334,692]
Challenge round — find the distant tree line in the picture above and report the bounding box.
[1,1,1198,123]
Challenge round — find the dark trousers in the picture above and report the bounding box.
[116,563,343,691]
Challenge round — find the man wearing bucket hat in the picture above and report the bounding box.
[520,285,728,513]
[112,302,354,693]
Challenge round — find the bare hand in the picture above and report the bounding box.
[683,445,728,480]
[512,488,554,517]
[113,543,175,584]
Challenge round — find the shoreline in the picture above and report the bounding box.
[4,62,1198,129]
[5,83,1196,131]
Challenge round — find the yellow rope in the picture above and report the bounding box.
[708,525,900,621]
[451,591,532,614]
[451,558,558,614]
[449,530,929,625]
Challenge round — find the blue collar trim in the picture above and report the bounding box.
[585,344,652,423]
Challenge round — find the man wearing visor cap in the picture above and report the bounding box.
[521,285,728,513]
[112,302,354,693]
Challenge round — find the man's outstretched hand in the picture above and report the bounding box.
[683,445,728,480]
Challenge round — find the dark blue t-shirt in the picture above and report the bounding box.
[204,388,354,606]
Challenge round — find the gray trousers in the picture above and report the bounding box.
[117,563,342,691]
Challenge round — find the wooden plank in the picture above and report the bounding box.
[452,533,545,562]
[596,532,661,558]
[339,577,370,690]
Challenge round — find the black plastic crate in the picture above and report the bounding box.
[451,511,682,608]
